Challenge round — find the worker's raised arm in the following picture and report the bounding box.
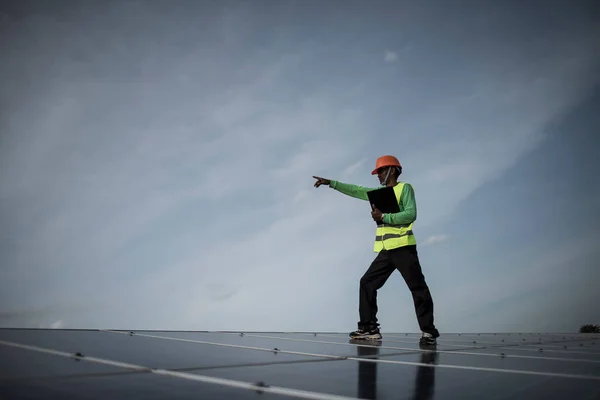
[328,180,379,201]
[382,183,417,225]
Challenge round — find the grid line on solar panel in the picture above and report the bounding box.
[209,330,600,348]
[325,333,600,353]
[0,369,144,383]
[212,332,600,358]
[101,331,600,381]
[280,331,600,342]
[1,356,344,384]
[0,343,131,382]
[0,338,362,400]
[296,332,600,352]
[494,346,600,356]
[209,331,600,341]
[122,330,600,364]
[279,333,600,361]
[368,333,599,347]
[0,329,321,370]
[103,330,347,360]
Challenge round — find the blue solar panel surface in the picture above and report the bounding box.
[1,329,599,399]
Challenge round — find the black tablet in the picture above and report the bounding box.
[367,186,400,213]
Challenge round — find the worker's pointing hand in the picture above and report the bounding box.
[313,176,331,188]
[371,205,383,221]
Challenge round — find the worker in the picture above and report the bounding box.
[313,155,440,346]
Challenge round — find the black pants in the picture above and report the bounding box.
[358,245,439,337]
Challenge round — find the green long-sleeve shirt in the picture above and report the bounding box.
[329,180,417,225]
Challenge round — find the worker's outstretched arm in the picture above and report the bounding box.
[329,180,379,201]
[382,184,417,225]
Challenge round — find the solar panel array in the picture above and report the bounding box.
[1,328,599,399]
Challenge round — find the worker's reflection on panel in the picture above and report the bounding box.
[350,339,381,400]
[413,346,438,400]
[350,340,438,400]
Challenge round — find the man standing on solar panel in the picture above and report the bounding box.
[313,155,440,346]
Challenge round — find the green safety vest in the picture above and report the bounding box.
[373,182,417,252]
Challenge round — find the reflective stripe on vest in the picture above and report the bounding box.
[373,183,417,252]
[375,231,413,241]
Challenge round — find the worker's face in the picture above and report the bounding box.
[377,167,392,184]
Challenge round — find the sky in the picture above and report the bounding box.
[1,0,599,333]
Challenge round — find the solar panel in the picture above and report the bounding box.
[1,329,599,399]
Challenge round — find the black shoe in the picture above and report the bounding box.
[349,327,382,340]
[419,332,437,346]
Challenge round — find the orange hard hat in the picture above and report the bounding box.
[371,155,401,175]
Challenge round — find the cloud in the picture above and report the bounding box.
[49,320,64,329]
[342,158,368,178]
[384,50,398,62]
[423,234,449,246]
